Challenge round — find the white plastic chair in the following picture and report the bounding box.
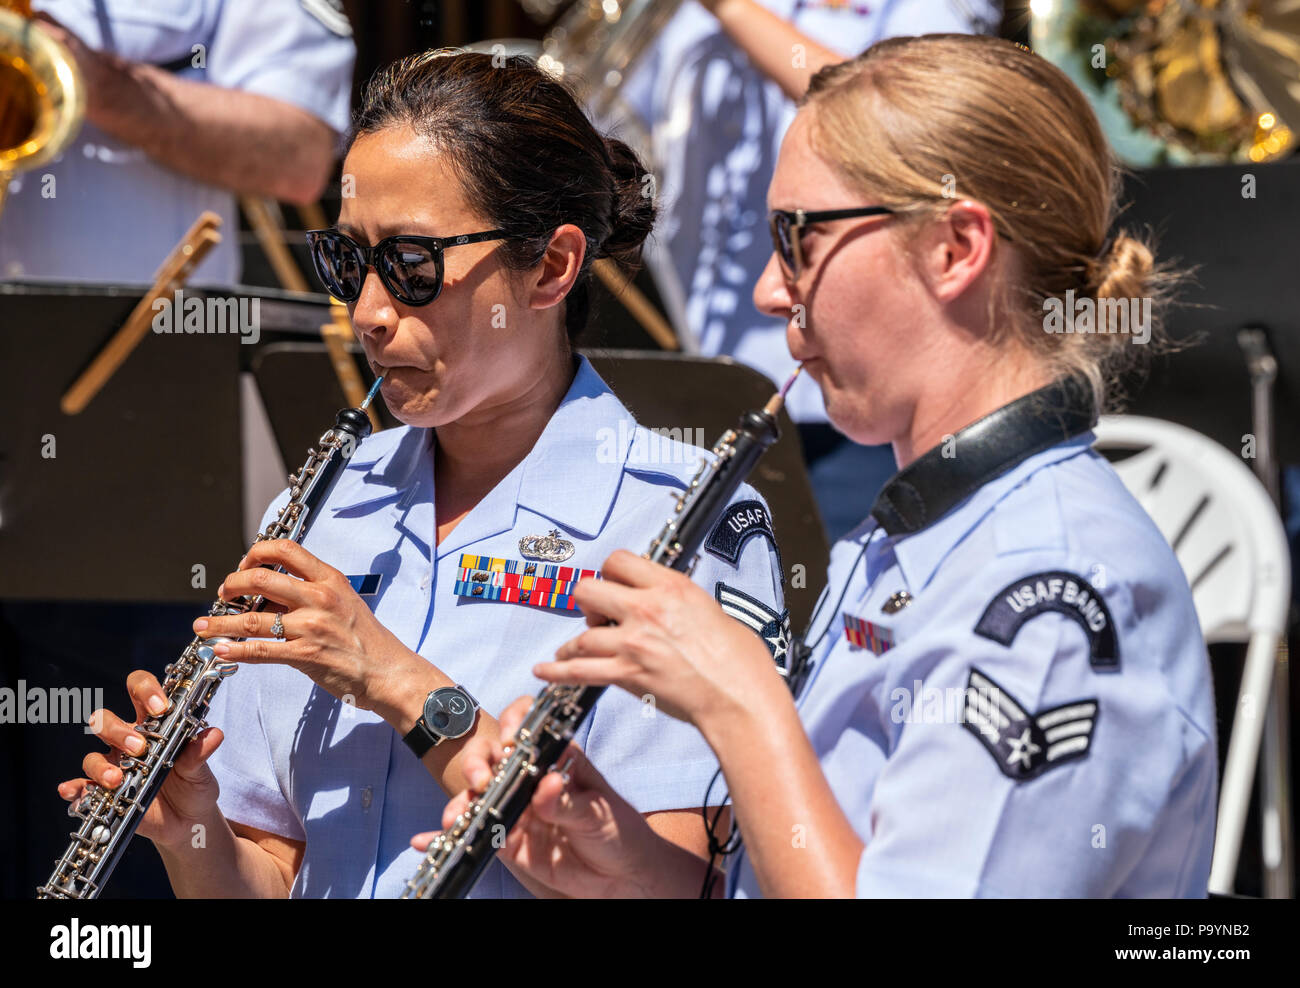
[1092,414,1290,895]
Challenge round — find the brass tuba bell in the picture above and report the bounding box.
[0,0,85,219]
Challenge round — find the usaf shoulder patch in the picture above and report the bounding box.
[973,570,1119,670]
[961,667,1098,782]
[705,499,777,566]
[716,583,791,671]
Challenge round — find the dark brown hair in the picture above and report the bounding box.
[349,49,656,341]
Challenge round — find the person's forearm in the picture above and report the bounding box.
[155,808,292,898]
[629,832,727,898]
[699,681,863,897]
[368,655,503,799]
[701,0,845,101]
[89,59,336,204]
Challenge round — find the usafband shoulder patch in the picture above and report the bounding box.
[705,499,776,566]
[973,570,1119,670]
[961,667,1098,782]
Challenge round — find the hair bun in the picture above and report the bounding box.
[597,135,657,274]
[1092,231,1154,302]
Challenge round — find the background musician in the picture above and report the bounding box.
[53,51,787,898]
[1,0,355,284]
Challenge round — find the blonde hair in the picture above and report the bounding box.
[801,34,1181,410]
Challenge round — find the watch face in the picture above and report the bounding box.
[424,687,477,740]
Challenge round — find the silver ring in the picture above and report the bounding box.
[270,613,285,640]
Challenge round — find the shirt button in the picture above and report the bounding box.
[420,573,431,590]
[361,786,373,811]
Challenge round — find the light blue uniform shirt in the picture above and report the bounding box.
[206,357,787,898]
[728,433,1218,897]
[2,0,355,285]
[620,0,1001,423]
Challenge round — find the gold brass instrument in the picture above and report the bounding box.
[531,0,685,121]
[485,0,683,119]
[1032,0,1298,165]
[468,1,685,349]
[0,0,85,219]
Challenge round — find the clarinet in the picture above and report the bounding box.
[37,380,383,900]
[403,372,798,899]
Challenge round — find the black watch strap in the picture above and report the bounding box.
[403,717,440,759]
[403,684,479,758]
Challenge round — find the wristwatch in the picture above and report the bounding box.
[403,684,480,757]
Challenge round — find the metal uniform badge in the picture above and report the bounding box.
[519,529,576,563]
[883,590,912,614]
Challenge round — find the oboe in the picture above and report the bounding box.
[403,368,800,899]
[37,379,383,900]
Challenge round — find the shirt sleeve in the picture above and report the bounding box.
[203,487,306,841]
[581,483,787,813]
[853,556,1215,898]
[205,664,306,842]
[208,0,355,134]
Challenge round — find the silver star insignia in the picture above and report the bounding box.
[1005,728,1042,769]
[766,625,789,662]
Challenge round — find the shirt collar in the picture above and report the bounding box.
[514,354,637,537]
[887,432,1095,592]
[327,354,636,537]
[868,376,1099,592]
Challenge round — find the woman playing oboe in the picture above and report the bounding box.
[432,35,1217,898]
[56,51,785,898]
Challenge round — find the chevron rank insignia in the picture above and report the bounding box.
[961,667,1098,782]
[716,583,791,671]
[843,612,893,656]
[453,554,599,611]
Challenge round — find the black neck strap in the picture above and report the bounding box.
[869,376,1097,537]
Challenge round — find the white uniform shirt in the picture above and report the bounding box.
[728,431,1217,897]
[621,0,1001,423]
[1,0,355,285]
[206,356,788,897]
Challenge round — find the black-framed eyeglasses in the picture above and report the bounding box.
[305,228,509,306]
[768,206,895,279]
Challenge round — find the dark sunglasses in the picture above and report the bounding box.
[768,206,895,279]
[305,228,509,306]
